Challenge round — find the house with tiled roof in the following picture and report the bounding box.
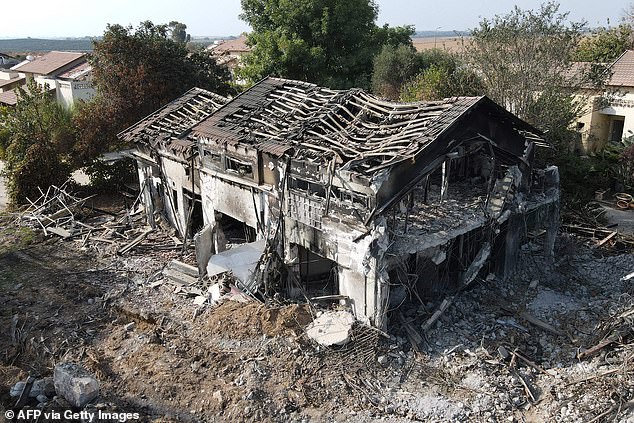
[120,77,560,328]
[0,71,25,93]
[576,50,634,151]
[1,51,95,108]
[207,34,250,82]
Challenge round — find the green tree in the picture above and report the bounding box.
[73,21,232,166]
[575,24,634,62]
[0,80,75,204]
[399,51,483,101]
[239,0,413,89]
[371,44,419,99]
[465,2,587,143]
[168,21,191,44]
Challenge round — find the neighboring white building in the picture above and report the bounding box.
[1,51,95,108]
[576,50,634,151]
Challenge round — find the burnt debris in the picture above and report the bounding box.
[121,77,560,328]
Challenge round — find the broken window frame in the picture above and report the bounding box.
[225,156,254,179]
[329,185,369,209]
[289,176,326,199]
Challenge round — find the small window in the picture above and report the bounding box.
[203,149,222,162]
[226,156,253,178]
[609,118,625,143]
[330,186,368,207]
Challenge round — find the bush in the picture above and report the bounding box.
[84,158,136,193]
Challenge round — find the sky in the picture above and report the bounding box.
[0,0,631,38]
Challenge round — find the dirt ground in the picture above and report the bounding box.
[1,209,634,422]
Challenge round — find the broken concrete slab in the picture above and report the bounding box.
[193,295,209,306]
[306,310,355,346]
[9,377,54,399]
[53,362,100,408]
[168,260,199,277]
[206,239,266,284]
[195,224,214,276]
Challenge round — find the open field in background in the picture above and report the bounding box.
[412,36,472,53]
[0,37,474,56]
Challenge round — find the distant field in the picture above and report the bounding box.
[0,36,471,56]
[0,38,94,53]
[412,36,472,53]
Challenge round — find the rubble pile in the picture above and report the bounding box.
[2,201,634,421]
[15,183,186,257]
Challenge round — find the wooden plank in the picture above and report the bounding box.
[519,311,566,337]
[163,267,198,286]
[398,312,423,352]
[47,226,72,238]
[117,228,153,255]
[423,297,453,332]
[596,231,617,247]
[578,333,622,360]
[168,260,199,277]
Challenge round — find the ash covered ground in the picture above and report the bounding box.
[1,212,633,422]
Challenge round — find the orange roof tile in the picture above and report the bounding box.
[13,51,86,76]
[608,50,634,87]
[211,35,250,55]
[0,90,18,106]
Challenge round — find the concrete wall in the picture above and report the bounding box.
[284,213,385,325]
[159,156,196,236]
[56,80,74,109]
[576,89,634,152]
[70,80,95,104]
[32,75,95,109]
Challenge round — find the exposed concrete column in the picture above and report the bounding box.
[440,160,449,202]
[544,202,560,261]
[366,217,390,329]
[137,164,156,228]
[543,166,560,260]
[501,213,523,281]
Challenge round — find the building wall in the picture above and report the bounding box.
[199,169,271,248]
[159,155,197,236]
[33,75,95,109]
[56,80,74,109]
[598,89,634,140]
[70,80,95,104]
[576,89,634,152]
[283,212,385,325]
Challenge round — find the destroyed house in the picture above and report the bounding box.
[121,88,230,236]
[123,77,560,328]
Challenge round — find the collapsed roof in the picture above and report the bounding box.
[192,77,544,178]
[119,87,230,148]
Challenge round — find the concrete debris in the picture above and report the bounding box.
[193,295,208,306]
[53,362,100,408]
[3,205,634,422]
[305,310,355,346]
[206,240,266,285]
